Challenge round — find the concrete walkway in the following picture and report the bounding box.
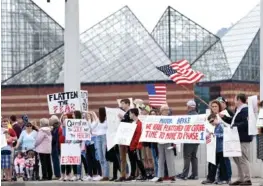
[2,178,263,186]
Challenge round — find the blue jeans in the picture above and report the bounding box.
[151,146,158,176]
[52,148,61,177]
[225,158,232,180]
[95,135,109,177]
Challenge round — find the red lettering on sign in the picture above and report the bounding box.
[153,124,163,131]
[146,124,152,130]
[61,156,81,164]
[191,124,205,132]
[145,131,158,138]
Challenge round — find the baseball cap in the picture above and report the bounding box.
[139,105,151,113]
[186,100,196,108]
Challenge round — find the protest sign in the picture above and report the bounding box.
[106,107,126,150]
[248,95,258,135]
[1,133,7,148]
[223,126,241,157]
[257,109,263,127]
[205,109,215,133]
[47,91,80,114]
[47,90,88,114]
[65,119,91,141]
[61,143,81,165]
[80,91,88,112]
[115,122,137,146]
[206,134,216,165]
[140,115,206,144]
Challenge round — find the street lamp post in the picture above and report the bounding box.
[47,0,80,92]
[261,0,263,101]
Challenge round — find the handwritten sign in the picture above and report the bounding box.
[223,127,241,157]
[47,90,89,114]
[257,108,263,127]
[65,119,91,141]
[106,108,126,150]
[61,143,81,165]
[206,134,216,165]
[47,91,80,114]
[248,95,258,135]
[115,122,137,146]
[80,91,88,112]
[1,131,7,148]
[140,115,206,144]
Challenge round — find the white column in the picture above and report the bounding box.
[64,0,81,92]
[261,0,263,100]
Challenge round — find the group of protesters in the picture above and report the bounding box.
[1,93,263,186]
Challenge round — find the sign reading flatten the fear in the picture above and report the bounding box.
[47,91,81,114]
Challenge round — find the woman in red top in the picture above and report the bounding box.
[126,108,147,181]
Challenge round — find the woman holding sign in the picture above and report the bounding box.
[93,108,110,181]
[209,100,232,184]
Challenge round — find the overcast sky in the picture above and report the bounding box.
[33,0,259,34]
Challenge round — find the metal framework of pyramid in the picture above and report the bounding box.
[221,4,260,82]
[151,6,231,81]
[3,6,172,85]
[1,0,64,81]
[2,3,260,85]
[232,30,260,82]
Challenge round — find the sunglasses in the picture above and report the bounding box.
[209,119,215,124]
[26,125,32,127]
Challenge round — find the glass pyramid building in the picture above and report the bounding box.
[1,2,260,85]
[1,0,64,81]
[151,6,231,82]
[3,6,171,84]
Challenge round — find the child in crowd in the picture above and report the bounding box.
[14,152,25,177]
[25,151,35,180]
[201,113,228,185]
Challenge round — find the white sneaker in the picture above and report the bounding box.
[59,177,64,181]
[92,175,103,181]
[150,177,159,182]
[82,176,92,181]
[70,176,78,181]
[63,176,70,181]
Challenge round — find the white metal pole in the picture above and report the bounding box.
[260,0,263,100]
[64,0,81,92]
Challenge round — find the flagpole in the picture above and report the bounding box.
[260,0,263,101]
[180,85,210,107]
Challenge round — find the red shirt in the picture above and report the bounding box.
[58,126,65,148]
[129,120,142,151]
[6,128,17,146]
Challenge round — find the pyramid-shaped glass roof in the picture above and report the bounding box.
[3,6,171,85]
[151,6,231,81]
[1,0,64,81]
[221,4,260,76]
[232,30,259,82]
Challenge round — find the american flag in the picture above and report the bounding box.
[206,134,211,144]
[157,59,204,85]
[146,84,167,107]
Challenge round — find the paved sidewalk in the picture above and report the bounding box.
[2,178,263,186]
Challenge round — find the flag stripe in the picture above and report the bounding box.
[146,84,167,107]
[156,59,204,85]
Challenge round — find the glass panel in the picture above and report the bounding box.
[221,4,259,75]
[1,0,64,81]
[4,6,171,85]
[152,6,231,81]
